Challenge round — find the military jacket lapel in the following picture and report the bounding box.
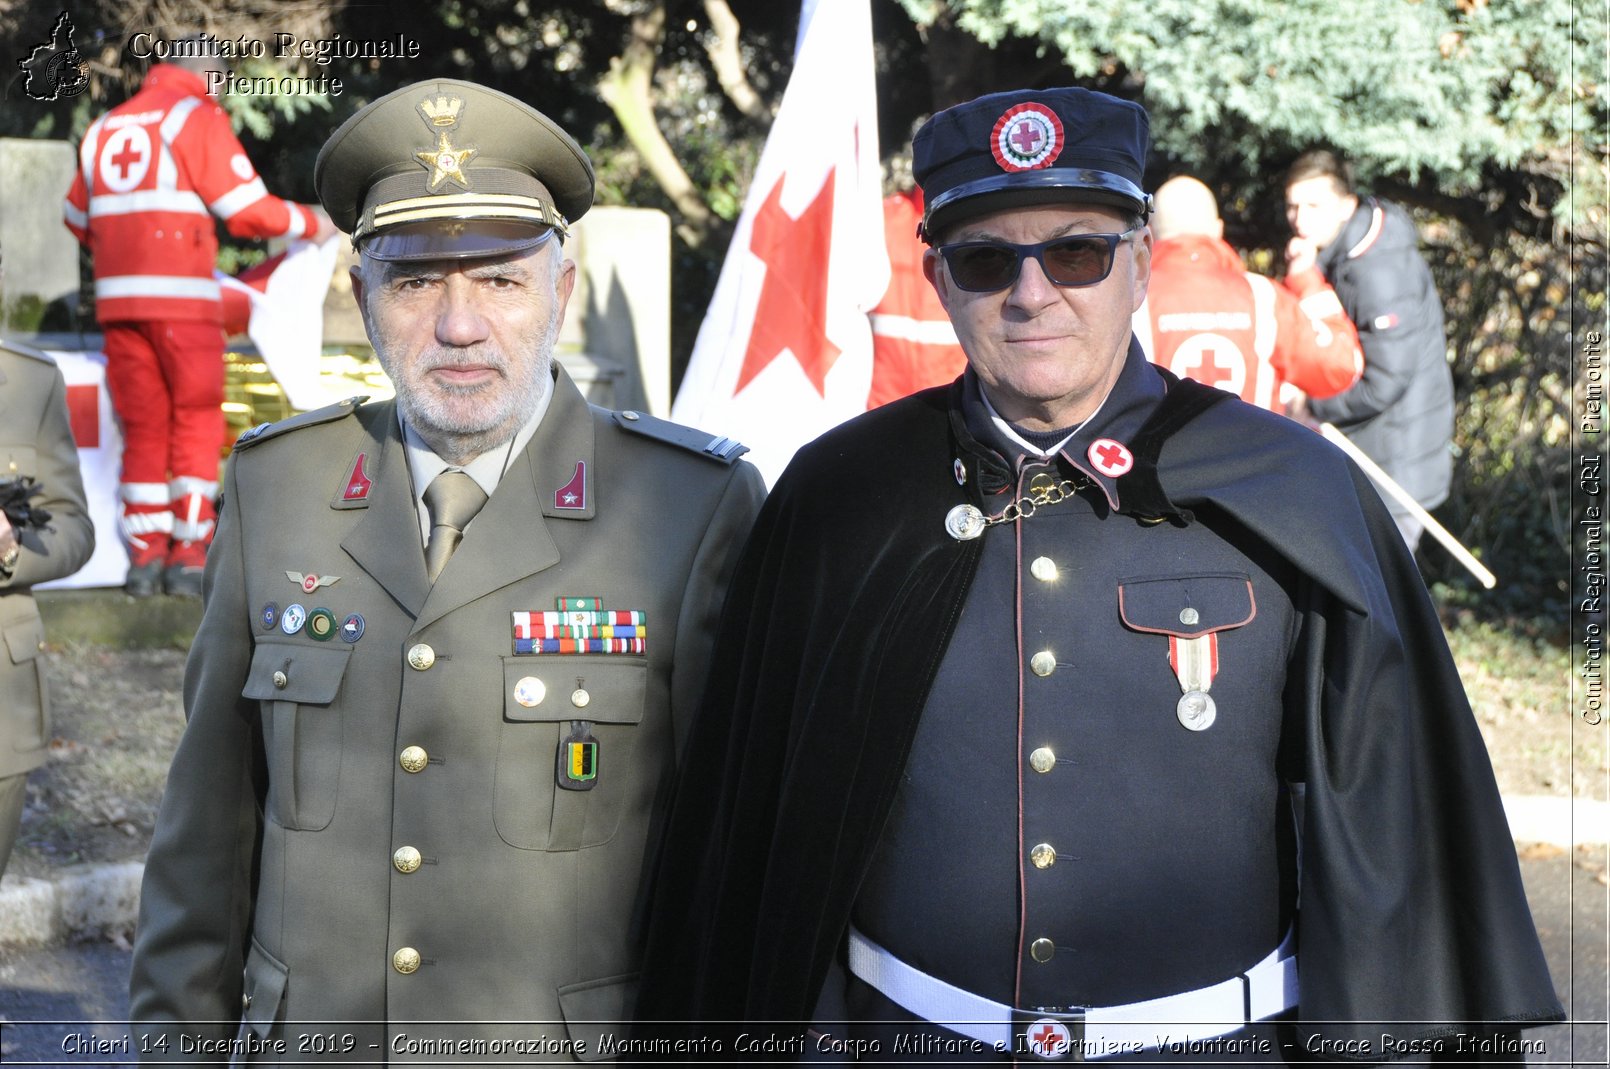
[340,407,431,618]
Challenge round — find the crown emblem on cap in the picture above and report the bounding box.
[418,95,464,127]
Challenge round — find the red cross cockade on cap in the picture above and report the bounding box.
[991,103,1064,172]
[1088,437,1135,478]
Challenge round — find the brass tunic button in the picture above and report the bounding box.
[392,947,421,974]
[407,643,435,671]
[1180,607,1200,626]
[393,846,422,874]
[1030,650,1057,677]
[571,688,591,709]
[272,670,288,690]
[1029,556,1059,582]
[1030,843,1057,869]
[242,994,252,1010]
[1029,747,1056,774]
[1030,938,1056,963]
[399,746,429,773]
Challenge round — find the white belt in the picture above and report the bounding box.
[846,927,1297,1061]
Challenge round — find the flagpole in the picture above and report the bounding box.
[1318,422,1497,589]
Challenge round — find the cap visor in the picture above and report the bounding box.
[360,219,559,262]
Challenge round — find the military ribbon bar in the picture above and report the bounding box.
[514,637,647,656]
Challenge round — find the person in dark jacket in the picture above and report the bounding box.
[1284,149,1455,552]
[635,88,1560,1064]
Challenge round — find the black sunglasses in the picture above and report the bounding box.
[937,229,1139,292]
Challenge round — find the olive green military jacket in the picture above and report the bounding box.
[130,364,764,1063]
[0,342,94,781]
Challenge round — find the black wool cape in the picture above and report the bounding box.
[637,370,1562,1059]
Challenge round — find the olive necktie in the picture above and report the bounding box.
[423,470,488,582]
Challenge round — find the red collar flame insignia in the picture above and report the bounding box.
[554,461,586,510]
[343,453,373,501]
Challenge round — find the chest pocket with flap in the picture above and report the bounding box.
[244,641,352,831]
[495,657,649,852]
[1117,572,1255,638]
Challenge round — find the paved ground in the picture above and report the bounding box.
[0,854,1604,1066]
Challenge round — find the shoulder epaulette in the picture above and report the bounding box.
[0,340,59,365]
[610,409,749,465]
[234,395,370,451]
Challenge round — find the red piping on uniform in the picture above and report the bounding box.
[1013,469,1029,1011]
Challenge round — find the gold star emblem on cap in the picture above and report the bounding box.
[416,130,477,191]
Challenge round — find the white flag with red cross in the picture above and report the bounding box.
[669,0,888,485]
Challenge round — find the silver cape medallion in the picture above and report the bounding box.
[944,503,986,541]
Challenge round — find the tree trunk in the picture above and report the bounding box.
[598,1,715,247]
[702,0,769,124]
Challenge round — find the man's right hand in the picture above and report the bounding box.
[1285,236,1318,277]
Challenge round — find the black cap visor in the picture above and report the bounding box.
[360,219,559,263]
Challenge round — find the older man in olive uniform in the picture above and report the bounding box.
[129,79,764,1061]
[639,88,1560,1063]
[0,339,95,878]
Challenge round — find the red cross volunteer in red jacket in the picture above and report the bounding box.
[64,51,332,597]
[1139,176,1361,414]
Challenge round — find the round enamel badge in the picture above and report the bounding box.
[992,103,1064,172]
[1087,438,1134,478]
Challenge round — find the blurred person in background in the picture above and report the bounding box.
[64,43,333,597]
[1284,149,1454,552]
[1141,174,1362,415]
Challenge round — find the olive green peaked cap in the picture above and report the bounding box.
[315,78,595,261]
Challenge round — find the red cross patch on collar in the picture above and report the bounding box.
[1087,438,1134,478]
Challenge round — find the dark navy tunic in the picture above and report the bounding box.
[841,349,1302,1060]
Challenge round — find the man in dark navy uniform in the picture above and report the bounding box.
[637,88,1560,1063]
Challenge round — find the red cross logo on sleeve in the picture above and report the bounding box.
[1087,437,1135,478]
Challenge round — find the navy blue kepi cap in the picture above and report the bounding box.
[912,87,1151,243]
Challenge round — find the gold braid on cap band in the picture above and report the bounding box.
[358,192,569,241]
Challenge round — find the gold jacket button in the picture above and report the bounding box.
[1030,843,1057,869]
[399,746,429,773]
[393,846,422,874]
[272,670,288,689]
[393,947,421,974]
[1029,747,1056,774]
[1029,556,1059,582]
[1030,650,1057,677]
[1030,938,1056,963]
[407,643,436,671]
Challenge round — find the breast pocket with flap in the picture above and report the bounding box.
[243,640,352,831]
[494,657,648,852]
